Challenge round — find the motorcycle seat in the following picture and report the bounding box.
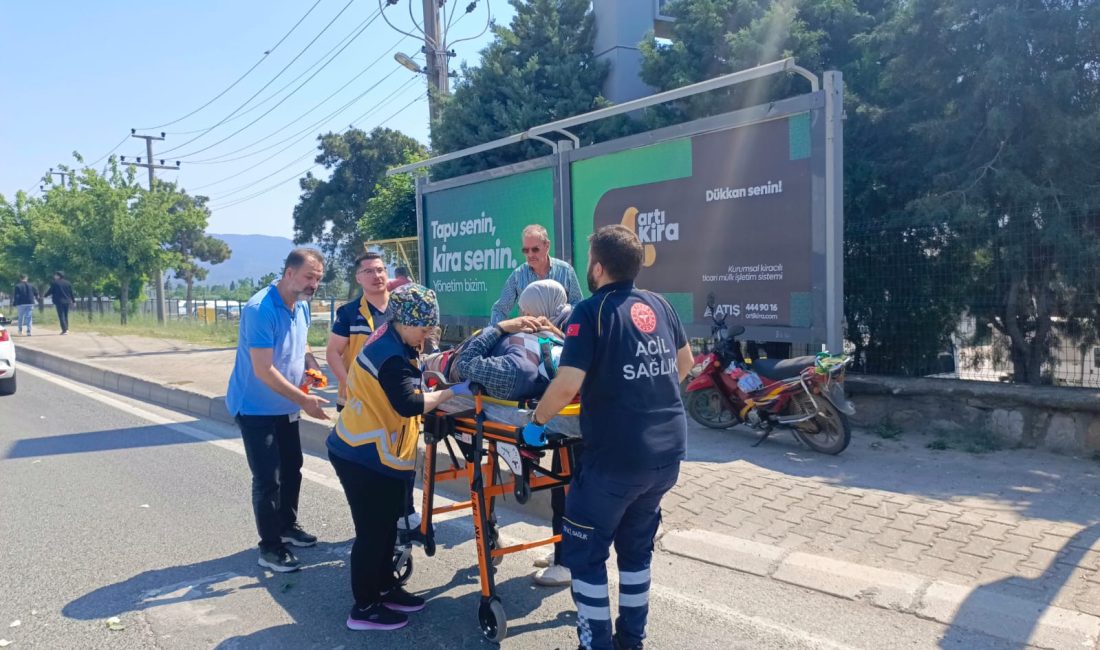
[752,356,817,381]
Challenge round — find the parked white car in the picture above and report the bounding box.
[0,314,16,395]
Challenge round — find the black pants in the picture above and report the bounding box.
[551,444,584,562]
[330,452,405,605]
[236,414,303,551]
[55,303,70,333]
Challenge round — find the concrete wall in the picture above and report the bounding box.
[592,0,662,103]
[848,375,1100,454]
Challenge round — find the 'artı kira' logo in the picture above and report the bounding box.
[621,207,679,267]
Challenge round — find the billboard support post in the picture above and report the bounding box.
[415,174,427,284]
[556,140,574,263]
[824,70,844,353]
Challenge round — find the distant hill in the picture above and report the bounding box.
[197,233,296,286]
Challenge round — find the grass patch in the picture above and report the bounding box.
[873,419,903,440]
[926,428,1003,454]
[14,309,331,348]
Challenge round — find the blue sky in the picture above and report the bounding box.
[0,0,512,238]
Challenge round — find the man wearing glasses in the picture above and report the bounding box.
[490,224,584,326]
[327,252,391,413]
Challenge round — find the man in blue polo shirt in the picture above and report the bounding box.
[525,225,695,650]
[227,247,331,573]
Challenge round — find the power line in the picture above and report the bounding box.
[158,0,364,156]
[138,0,327,131]
[191,75,419,192]
[208,93,426,211]
[205,83,422,200]
[183,35,410,165]
[169,8,383,160]
[164,9,382,136]
[88,134,132,168]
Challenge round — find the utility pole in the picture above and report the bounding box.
[41,168,73,192]
[385,1,488,128]
[124,130,181,325]
[420,0,448,123]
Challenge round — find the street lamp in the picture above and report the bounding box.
[394,52,423,74]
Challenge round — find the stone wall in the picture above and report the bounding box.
[846,375,1100,454]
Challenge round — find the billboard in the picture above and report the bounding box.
[570,113,819,336]
[421,167,555,320]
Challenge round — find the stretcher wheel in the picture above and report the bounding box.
[392,550,413,586]
[423,535,437,557]
[514,475,531,504]
[478,597,507,643]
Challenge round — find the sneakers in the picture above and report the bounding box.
[533,562,571,587]
[280,524,317,548]
[346,602,408,631]
[613,634,643,650]
[382,586,426,613]
[257,546,300,573]
[533,550,554,568]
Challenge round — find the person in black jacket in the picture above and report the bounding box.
[44,271,75,335]
[13,275,39,336]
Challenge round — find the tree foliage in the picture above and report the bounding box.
[292,127,426,270]
[431,0,627,177]
[1,156,224,324]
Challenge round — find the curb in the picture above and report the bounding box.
[18,346,238,426]
[660,529,1100,649]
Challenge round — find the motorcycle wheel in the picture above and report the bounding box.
[790,396,851,455]
[686,387,738,429]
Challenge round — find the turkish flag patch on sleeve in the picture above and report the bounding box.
[566,323,581,337]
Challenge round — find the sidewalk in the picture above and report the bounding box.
[14,330,1100,648]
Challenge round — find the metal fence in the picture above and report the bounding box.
[844,197,1100,388]
[364,236,420,283]
[136,298,343,326]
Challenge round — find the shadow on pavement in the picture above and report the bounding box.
[3,424,208,459]
[64,521,568,649]
[939,524,1100,649]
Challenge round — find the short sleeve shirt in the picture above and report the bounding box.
[226,284,311,416]
[559,280,688,472]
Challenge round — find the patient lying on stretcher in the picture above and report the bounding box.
[422,280,581,437]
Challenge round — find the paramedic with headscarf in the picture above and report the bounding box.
[327,284,471,632]
[522,225,695,650]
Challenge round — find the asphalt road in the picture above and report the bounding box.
[0,367,1026,649]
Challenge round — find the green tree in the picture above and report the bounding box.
[871,0,1100,384]
[431,0,627,177]
[163,189,231,316]
[358,151,425,241]
[292,127,426,270]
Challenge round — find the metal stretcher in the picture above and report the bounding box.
[417,389,581,643]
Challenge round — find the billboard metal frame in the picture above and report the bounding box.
[408,59,842,351]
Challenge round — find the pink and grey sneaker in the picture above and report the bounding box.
[381,586,426,613]
[346,602,408,631]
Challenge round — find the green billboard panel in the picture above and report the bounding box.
[422,168,555,321]
[572,114,815,331]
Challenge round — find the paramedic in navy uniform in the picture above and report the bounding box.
[523,224,694,650]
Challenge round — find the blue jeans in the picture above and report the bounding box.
[16,305,32,333]
[560,460,681,650]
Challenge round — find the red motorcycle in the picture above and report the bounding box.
[683,301,854,455]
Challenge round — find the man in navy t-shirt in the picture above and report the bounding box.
[525,225,695,650]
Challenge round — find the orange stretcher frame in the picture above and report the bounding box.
[419,391,580,643]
